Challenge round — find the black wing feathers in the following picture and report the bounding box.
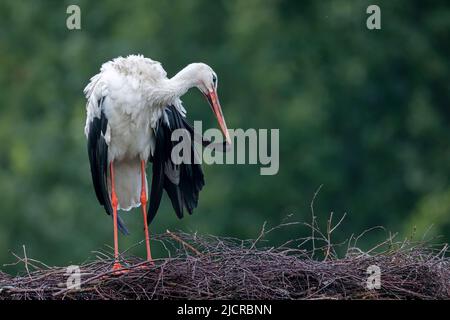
[147,121,167,224]
[147,105,205,224]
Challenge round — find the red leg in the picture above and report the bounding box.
[140,160,153,263]
[110,162,123,272]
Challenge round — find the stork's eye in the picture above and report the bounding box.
[212,75,217,84]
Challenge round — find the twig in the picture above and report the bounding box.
[310,185,323,258]
[166,230,202,256]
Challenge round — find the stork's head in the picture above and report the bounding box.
[184,63,231,145]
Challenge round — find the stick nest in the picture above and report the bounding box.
[0,226,449,300]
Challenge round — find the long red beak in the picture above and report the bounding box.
[205,90,231,145]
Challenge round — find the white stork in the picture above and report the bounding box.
[84,55,230,271]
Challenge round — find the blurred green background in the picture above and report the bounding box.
[0,0,449,271]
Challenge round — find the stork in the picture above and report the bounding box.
[84,55,230,271]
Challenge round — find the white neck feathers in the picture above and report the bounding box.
[153,65,199,106]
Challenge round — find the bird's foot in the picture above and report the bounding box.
[136,260,155,270]
[111,262,128,275]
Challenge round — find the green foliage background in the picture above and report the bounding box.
[0,0,449,271]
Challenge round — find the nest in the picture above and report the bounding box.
[0,225,449,300]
